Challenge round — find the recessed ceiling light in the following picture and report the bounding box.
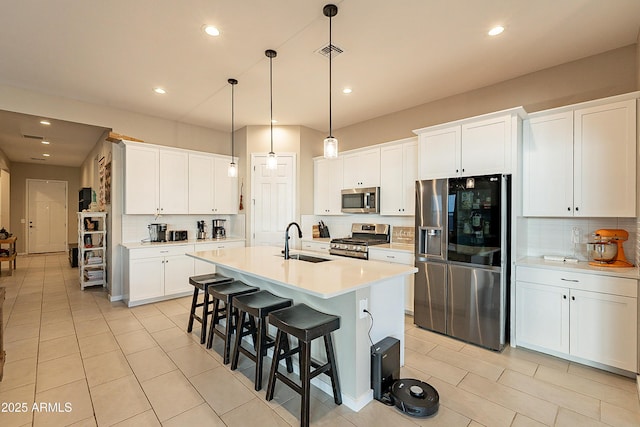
[41,140,50,145]
[153,87,166,94]
[42,153,50,157]
[40,120,51,125]
[488,26,504,36]
[203,25,220,36]
[343,88,352,94]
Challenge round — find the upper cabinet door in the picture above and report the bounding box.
[380,140,417,216]
[380,145,404,215]
[159,149,189,214]
[461,115,511,176]
[522,112,574,217]
[574,99,636,217]
[314,157,343,215]
[124,144,159,214]
[188,153,215,214]
[342,148,381,188]
[213,156,238,214]
[418,126,460,180]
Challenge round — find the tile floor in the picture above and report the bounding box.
[0,253,639,426]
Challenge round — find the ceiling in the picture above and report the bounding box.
[0,0,639,167]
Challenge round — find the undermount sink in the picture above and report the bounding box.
[278,253,332,263]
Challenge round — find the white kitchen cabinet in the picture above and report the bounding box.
[342,148,380,188]
[124,244,195,306]
[515,265,637,372]
[159,149,189,214]
[415,110,520,180]
[124,143,159,214]
[369,248,414,314]
[301,240,330,255]
[193,240,245,274]
[314,157,344,215]
[522,111,574,216]
[515,281,569,354]
[523,98,637,217]
[380,139,417,215]
[573,99,636,217]
[123,142,189,215]
[188,153,239,214]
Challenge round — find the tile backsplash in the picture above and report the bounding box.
[301,214,414,241]
[122,214,245,243]
[523,216,638,264]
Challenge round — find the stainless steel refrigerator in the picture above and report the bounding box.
[414,174,509,351]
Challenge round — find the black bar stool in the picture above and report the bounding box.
[206,280,259,364]
[230,290,294,390]
[266,303,342,427]
[187,273,234,344]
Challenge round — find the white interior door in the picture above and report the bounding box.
[27,179,68,253]
[251,154,295,247]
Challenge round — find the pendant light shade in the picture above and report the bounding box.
[228,78,238,177]
[323,4,339,159]
[265,49,278,170]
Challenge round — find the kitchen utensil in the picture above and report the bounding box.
[587,229,633,267]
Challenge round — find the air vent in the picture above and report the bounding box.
[23,134,44,140]
[29,157,46,161]
[316,43,343,59]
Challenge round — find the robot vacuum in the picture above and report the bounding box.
[390,378,439,417]
[371,337,439,417]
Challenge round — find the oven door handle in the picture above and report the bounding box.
[364,193,370,208]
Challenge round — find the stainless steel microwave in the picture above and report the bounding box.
[341,187,379,213]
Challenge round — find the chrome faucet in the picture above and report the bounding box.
[284,222,303,260]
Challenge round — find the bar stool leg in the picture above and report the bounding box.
[230,310,247,370]
[324,334,342,404]
[300,340,311,427]
[207,299,221,349]
[265,329,283,401]
[254,317,266,391]
[199,290,210,344]
[187,286,199,333]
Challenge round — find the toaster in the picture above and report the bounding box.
[168,230,188,241]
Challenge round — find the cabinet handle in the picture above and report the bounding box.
[571,296,575,301]
[456,169,459,173]
[462,168,465,172]
[575,207,579,212]
[567,207,571,211]
[561,278,579,282]
[563,295,567,299]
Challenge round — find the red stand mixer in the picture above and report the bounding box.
[587,229,633,267]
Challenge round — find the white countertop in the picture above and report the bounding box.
[187,246,417,298]
[516,256,640,280]
[122,237,245,249]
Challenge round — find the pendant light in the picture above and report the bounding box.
[323,4,339,159]
[265,49,278,170]
[227,78,238,178]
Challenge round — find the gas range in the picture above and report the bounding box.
[330,223,390,260]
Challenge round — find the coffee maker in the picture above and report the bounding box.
[212,219,226,239]
[197,220,207,240]
[148,223,167,242]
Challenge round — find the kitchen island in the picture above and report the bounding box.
[187,245,417,411]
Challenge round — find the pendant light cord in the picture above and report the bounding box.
[269,54,274,153]
[231,82,235,159]
[328,12,333,138]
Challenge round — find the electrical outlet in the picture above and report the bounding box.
[359,298,368,319]
[572,227,581,244]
